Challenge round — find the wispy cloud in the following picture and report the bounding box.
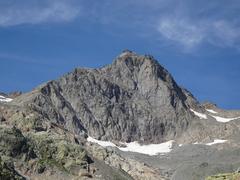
[211,20,240,47]
[157,17,240,50]
[157,18,205,49]
[1,0,240,51]
[78,0,240,51]
[0,0,80,26]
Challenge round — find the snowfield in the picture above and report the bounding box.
[118,140,174,155]
[87,136,174,156]
[190,109,207,119]
[206,109,218,114]
[206,139,227,146]
[87,136,117,147]
[193,139,227,146]
[87,136,227,156]
[209,115,240,123]
[0,95,12,102]
[191,109,240,123]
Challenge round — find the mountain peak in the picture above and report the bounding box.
[10,50,200,143]
[117,50,155,62]
[118,49,135,58]
[109,51,180,94]
[113,50,162,73]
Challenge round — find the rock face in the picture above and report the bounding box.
[86,143,163,180]
[12,51,199,143]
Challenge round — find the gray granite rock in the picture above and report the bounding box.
[12,51,199,143]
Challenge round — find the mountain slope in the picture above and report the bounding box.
[12,50,200,143]
[1,50,240,179]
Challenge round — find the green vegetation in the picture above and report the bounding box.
[206,173,240,180]
[9,112,45,132]
[0,157,25,180]
[0,125,92,177]
[0,126,28,157]
[28,131,90,174]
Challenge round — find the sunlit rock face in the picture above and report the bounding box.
[12,51,198,143]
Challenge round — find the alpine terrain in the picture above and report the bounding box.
[1,50,240,180]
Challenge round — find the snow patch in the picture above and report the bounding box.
[206,139,227,146]
[87,136,116,147]
[192,139,227,146]
[87,136,174,156]
[0,95,12,102]
[118,140,174,156]
[206,109,218,114]
[210,115,240,123]
[190,109,207,119]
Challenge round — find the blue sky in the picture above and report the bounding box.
[0,0,240,109]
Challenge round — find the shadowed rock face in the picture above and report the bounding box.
[12,51,198,143]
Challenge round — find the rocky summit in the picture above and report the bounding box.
[11,50,199,143]
[1,51,240,180]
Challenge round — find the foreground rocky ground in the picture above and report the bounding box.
[2,97,240,180]
[0,101,163,179]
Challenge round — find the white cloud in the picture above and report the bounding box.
[83,0,240,51]
[211,20,240,47]
[0,1,80,26]
[0,0,240,51]
[157,18,205,48]
[157,17,240,50]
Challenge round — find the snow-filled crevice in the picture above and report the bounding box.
[206,109,218,114]
[190,109,207,119]
[209,115,240,123]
